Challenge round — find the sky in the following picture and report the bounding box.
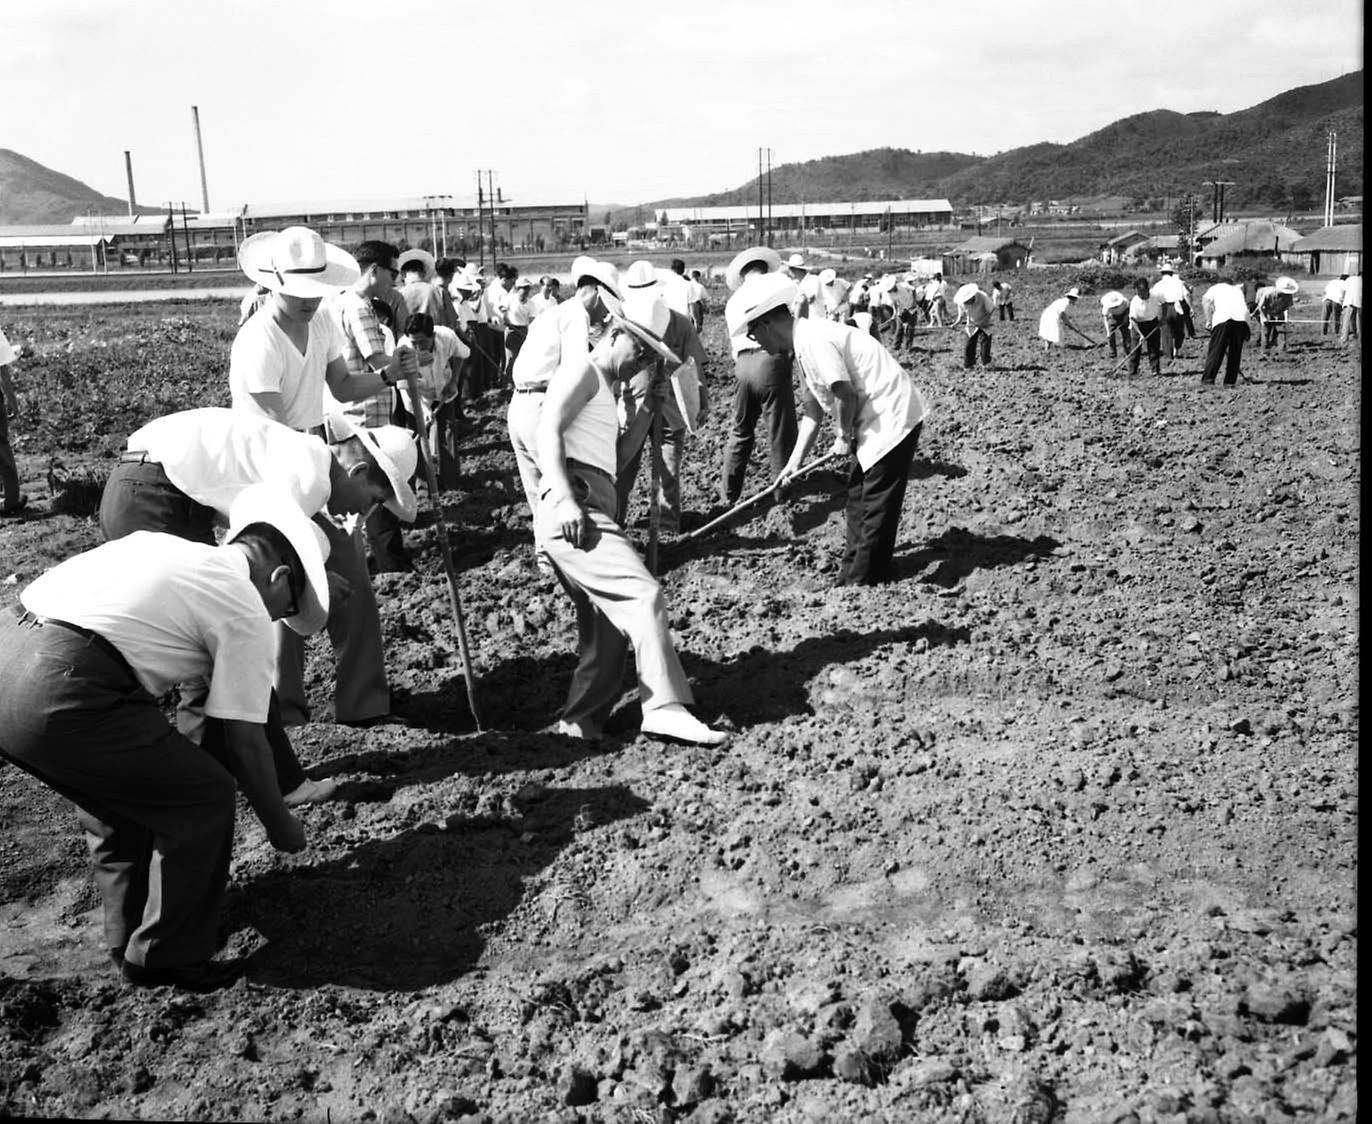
[2,0,1363,212]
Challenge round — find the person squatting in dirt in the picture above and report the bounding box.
[1254,276,1299,351]
[951,282,995,368]
[230,226,418,728]
[0,486,330,993]
[534,289,729,747]
[96,405,418,790]
[507,256,623,568]
[615,260,712,536]
[731,271,931,587]
[719,247,798,508]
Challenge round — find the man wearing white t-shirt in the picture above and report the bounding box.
[1323,274,1347,335]
[1339,273,1360,343]
[0,486,328,991]
[733,273,930,586]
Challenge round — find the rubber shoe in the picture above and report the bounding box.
[640,706,729,747]
[283,777,338,806]
[0,494,29,518]
[550,720,604,744]
[122,957,243,993]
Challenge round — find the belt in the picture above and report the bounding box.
[119,449,158,465]
[566,458,614,484]
[513,384,548,394]
[10,605,134,673]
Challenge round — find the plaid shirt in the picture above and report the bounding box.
[330,290,395,428]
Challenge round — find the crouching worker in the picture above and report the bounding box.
[536,291,728,747]
[0,486,330,991]
[731,273,931,586]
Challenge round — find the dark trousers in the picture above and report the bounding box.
[1129,321,1162,375]
[1161,306,1186,358]
[721,350,798,504]
[963,328,992,367]
[1201,320,1248,384]
[1181,299,1196,339]
[1261,318,1286,350]
[0,407,19,510]
[0,610,237,968]
[1323,300,1342,334]
[1105,315,1131,357]
[997,303,1014,321]
[837,423,921,586]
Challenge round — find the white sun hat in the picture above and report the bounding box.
[725,246,782,291]
[624,260,659,290]
[1100,290,1127,311]
[238,227,359,296]
[784,253,808,271]
[225,483,332,636]
[324,414,419,522]
[954,283,981,305]
[817,267,838,286]
[614,291,680,364]
[397,248,436,279]
[1275,276,1299,295]
[725,272,798,338]
[570,256,623,304]
[1065,287,1081,300]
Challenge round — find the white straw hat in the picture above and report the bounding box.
[1100,290,1127,311]
[624,260,659,290]
[614,291,680,364]
[954,283,980,305]
[238,227,359,296]
[725,272,798,338]
[725,246,782,291]
[225,484,332,636]
[1275,276,1299,295]
[397,248,436,280]
[324,414,419,521]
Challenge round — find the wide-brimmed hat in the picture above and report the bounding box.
[624,260,659,290]
[570,255,623,303]
[1100,290,1127,311]
[324,413,418,522]
[613,291,680,364]
[1275,276,1299,295]
[1065,287,1081,300]
[225,483,332,636]
[818,268,838,286]
[1158,263,1175,274]
[878,275,898,293]
[784,253,808,271]
[397,248,436,279]
[452,269,481,293]
[725,272,798,337]
[954,283,981,305]
[514,275,535,290]
[725,246,782,291]
[238,227,359,297]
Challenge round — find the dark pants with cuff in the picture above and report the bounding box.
[721,349,797,505]
[963,328,992,368]
[0,609,236,968]
[1201,320,1248,385]
[837,423,922,586]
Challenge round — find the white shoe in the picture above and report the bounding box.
[640,706,729,747]
[283,778,338,807]
[550,720,604,743]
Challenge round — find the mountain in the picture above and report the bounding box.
[654,72,1363,213]
[0,149,163,225]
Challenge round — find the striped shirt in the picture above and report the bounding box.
[330,290,394,429]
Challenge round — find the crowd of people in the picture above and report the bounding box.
[0,226,1360,992]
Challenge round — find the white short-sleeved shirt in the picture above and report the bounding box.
[127,408,332,518]
[659,274,693,318]
[1342,275,1362,308]
[961,292,995,329]
[1203,283,1250,327]
[1152,275,1189,305]
[1038,296,1075,342]
[229,308,344,432]
[1323,278,1346,303]
[21,534,276,722]
[512,299,592,388]
[791,317,929,471]
[0,327,15,366]
[685,278,706,307]
[1130,292,1163,321]
[398,325,469,410]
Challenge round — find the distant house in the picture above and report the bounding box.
[1099,230,1150,263]
[0,223,114,270]
[944,235,1032,273]
[1194,221,1302,270]
[1285,224,1363,275]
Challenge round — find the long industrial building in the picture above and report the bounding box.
[656,198,954,242]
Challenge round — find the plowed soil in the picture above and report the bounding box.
[0,272,1358,1123]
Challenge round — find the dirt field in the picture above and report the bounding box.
[0,272,1358,1123]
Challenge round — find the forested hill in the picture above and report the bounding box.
[659,71,1363,211]
[0,149,166,225]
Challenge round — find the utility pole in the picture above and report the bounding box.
[476,172,486,269]
[167,203,178,274]
[191,105,210,213]
[766,148,773,246]
[123,151,137,217]
[181,203,194,273]
[1324,130,1337,226]
[488,171,498,260]
[757,147,764,244]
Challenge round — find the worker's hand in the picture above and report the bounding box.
[830,434,853,459]
[774,463,801,495]
[554,495,589,548]
[268,812,306,854]
[648,376,669,407]
[327,571,354,605]
[395,347,420,380]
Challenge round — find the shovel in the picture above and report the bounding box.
[680,449,845,544]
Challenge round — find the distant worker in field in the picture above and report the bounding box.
[1100,291,1131,358]
[0,323,26,519]
[503,275,537,374]
[1151,263,1190,360]
[869,275,897,340]
[720,246,796,507]
[732,272,931,587]
[397,311,470,481]
[1322,273,1347,335]
[1200,279,1250,386]
[396,249,447,325]
[991,278,1015,321]
[783,254,815,320]
[534,291,727,747]
[924,273,949,327]
[817,268,852,322]
[1127,277,1163,376]
[891,274,919,349]
[229,227,413,728]
[1037,286,1082,350]
[1254,276,1299,351]
[531,275,562,317]
[0,486,328,992]
[686,269,708,331]
[615,260,710,535]
[951,282,995,368]
[1340,271,1360,343]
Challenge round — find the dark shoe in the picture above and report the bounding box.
[110,946,127,968]
[0,494,29,518]
[340,713,406,729]
[122,957,243,992]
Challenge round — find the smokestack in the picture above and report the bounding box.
[124,150,137,216]
[191,105,210,213]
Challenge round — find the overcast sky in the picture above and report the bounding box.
[3,0,1362,212]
